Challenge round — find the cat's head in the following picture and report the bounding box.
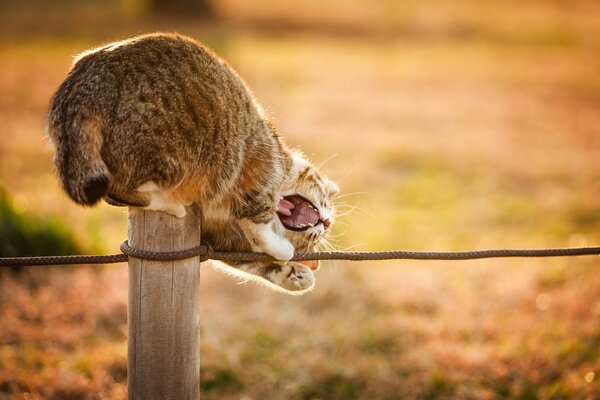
[276,152,339,256]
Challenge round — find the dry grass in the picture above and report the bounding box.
[0,0,599,398]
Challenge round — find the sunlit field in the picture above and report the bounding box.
[1,0,599,398]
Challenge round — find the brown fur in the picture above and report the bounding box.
[46,33,338,293]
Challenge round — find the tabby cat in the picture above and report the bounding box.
[45,33,338,293]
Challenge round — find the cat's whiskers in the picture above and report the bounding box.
[322,229,347,240]
[318,237,353,271]
[332,162,362,187]
[333,206,360,219]
[318,236,334,250]
[333,191,374,201]
[334,202,373,220]
[316,153,339,170]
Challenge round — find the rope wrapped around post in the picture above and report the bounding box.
[1,242,599,267]
[119,241,600,262]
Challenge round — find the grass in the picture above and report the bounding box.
[0,0,599,398]
[0,189,81,258]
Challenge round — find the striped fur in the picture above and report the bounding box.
[46,33,338,293]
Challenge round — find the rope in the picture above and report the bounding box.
[0,240,598,267]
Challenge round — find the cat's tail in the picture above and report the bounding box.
[46,115,110,206]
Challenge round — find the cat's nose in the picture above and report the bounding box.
[322,218,332,229]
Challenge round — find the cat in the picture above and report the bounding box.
[45,32,338,293]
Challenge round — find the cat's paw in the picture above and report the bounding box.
[240,220,295,261]
[269,263,315,292]
[168,205,187,218]
[137,181,187,218]
[263,237,295,261]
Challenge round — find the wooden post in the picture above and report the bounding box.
[127,207,201,400]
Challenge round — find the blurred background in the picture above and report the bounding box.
[0,0,599,398]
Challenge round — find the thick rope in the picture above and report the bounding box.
[0,240,598,267]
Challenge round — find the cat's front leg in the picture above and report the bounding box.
[229,261,315,293]
[267,262,315,292]
[238,219,295,261]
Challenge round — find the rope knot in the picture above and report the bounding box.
[119,240,212,263]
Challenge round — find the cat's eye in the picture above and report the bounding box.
[328,181,340,197]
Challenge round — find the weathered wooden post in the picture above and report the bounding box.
[127,207,201,399]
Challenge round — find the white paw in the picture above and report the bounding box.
[264,238,295,261]
[138,181,187,218]
[269,263,315,292]
[169,205,187,218]
[143,203,187,218]
[239,220,294,260]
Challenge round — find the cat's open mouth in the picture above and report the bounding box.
[277,195,321,231]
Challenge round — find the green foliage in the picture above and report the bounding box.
[425,373,450,399]
[0,189,80,257]
[200,367,240,392]
[295,373,365,400]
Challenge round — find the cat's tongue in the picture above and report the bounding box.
[278,195,320,231]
